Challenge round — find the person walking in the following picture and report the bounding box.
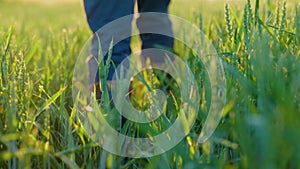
[83,0,174,93]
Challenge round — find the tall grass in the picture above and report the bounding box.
[0,0,300,168]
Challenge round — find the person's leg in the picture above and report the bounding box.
[135,0,175,120]
[83,0,134,83]
[136,0,174,65]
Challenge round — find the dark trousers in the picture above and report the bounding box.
[84,0,174,81]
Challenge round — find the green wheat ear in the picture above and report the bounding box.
[16,54,30,128]
[247,0,254,28]
[199,13,204,46]
[225,3,233,43]
[243,4,250,51]
[199,13,203,33]
[275,0,282,33]
[279,1,287,34]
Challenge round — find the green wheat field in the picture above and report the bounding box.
[0,0,300,168]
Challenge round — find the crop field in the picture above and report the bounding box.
[0,0,300,168]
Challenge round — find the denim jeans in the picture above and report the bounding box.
[84,0,174,82]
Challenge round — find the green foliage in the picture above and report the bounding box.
[0,0,300,168]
